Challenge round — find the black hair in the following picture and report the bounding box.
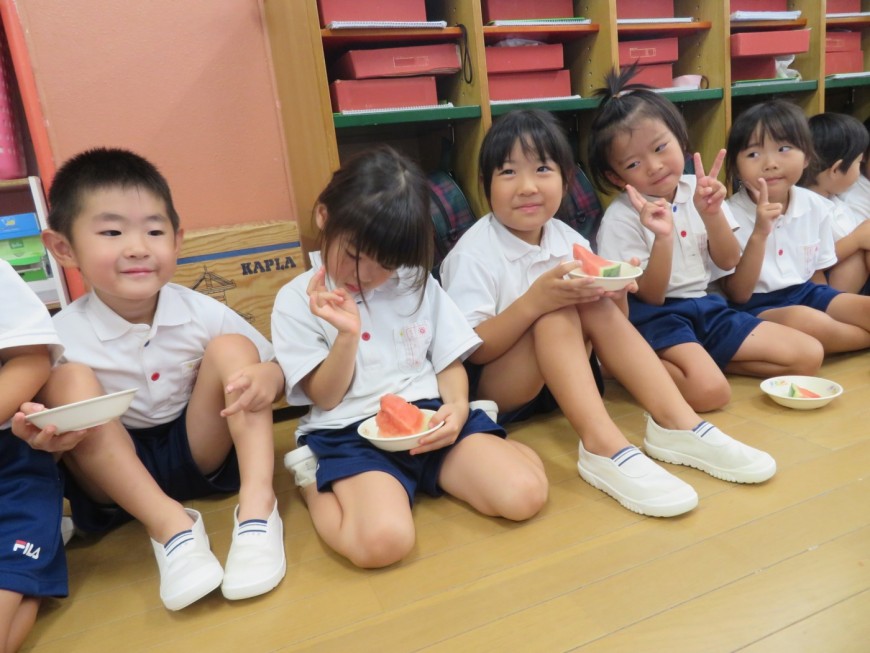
[587,65,691,194]
[725,100,817,190]
[478,109,574,203]
[316,145,433,294]
[48,147,180,240]
[808,112,869,175]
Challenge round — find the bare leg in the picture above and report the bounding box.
[828,251,870,293]
[658,343,732,413]
[726,321,824,377]
[761,298,870,353]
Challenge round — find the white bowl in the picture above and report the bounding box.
[25,388,137,432]
[760,376,843,410]
[568,261,643,291]
[357,409,443,452]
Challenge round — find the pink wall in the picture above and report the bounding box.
[13,0,295,230]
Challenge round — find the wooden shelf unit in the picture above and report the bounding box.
[264,0,870,255]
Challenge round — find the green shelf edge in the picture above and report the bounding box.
[490,97,600,115]
[333,105,481,128]
[656,88,724,103]
[824,75,870,90]
[731,79,818,97]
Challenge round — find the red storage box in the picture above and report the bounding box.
[486,43,564,74]
[731,30,810,57]
[826,31,862,53]
[827,0,861,13]
[488,69,571,101]
[317,0,426,27]
[731,57,777,81]
[616,0,674,20]
[333,44,460,79]
[625,63,673,88]
[730,0,787,11]
[483,0,574,22]
[329,77,437,112]
[826,50,865,75]
[618,37,679,66]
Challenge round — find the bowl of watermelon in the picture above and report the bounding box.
[760,375,843,410]
[569,244,642,291]
[358,394,444,452]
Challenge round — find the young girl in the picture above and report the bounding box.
[272,146,547,568]
[722,100,870,353]
[588,69,822,413]
[440,108,775,520]
[806,112,870,293]
[838,116,870,221]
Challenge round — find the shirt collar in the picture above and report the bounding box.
[85,284,190,341]
[489,214,570,262]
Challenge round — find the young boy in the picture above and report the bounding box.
[0,259,67,652]
[25,148,286,610]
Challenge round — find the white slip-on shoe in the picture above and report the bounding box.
[150,508,224,611]
[644,414,776,484]
[469,399,499,423]
[221,501,286,600]
[577,441,698,517]
[283,445,318,488]
[61,516,75,546]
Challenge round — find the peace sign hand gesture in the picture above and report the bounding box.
[692,149,727,220]
[627,184,673,238]
[747,177,782,237]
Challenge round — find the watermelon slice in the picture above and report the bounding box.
[788,383,821,399]
[376,394,426,437]
[573,243,621,277]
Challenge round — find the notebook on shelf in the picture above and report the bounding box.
[487,18,591,26]
[325,20,448,30]
[730,11,802,20]
[616,17,695,24]
[337,102,454,116]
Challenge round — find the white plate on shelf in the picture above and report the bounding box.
[569,261,643,291]
[25,388,137,431]
[357,409,443,452]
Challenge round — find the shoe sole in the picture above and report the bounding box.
[221,560,287,600]
[162,567,224,611]
[643,439,776,484]
[577,462,698,518]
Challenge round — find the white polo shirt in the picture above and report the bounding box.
[53,283,274,429]
[838,174,870,221]
[597,175,738,299]
[829,195,867,241]
[271,254,480,439]
[726,186,838,293]
[1,259,63,430]
[439,214,591,327]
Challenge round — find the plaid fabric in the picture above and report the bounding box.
[428,170,476,268]
[556,164,603,249]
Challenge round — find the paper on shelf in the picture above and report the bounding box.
[490,94,582,105]
[487,18,592,26]
[730,11,802,21]
[616,17,695,24]
[826,71,870,79]
[326,20,448,30]
[338,102,454,116]
[826,12,870,18]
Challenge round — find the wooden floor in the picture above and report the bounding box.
[23,351,870,653]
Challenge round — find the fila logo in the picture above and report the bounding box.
[13,540,40,560]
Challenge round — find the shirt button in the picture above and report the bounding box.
[151,372,160,381]
[672,205,678,213]
[778,249,784,256]
[361,332,371,341]
[680,230,687,238]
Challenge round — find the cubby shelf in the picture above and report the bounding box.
[616,20,712,37]
[332,104,481,128]
[731,79,819,97]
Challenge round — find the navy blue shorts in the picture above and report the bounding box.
[628,294,761,369]
[299,399,505,504]
[731,281,841,316]
[63,408,241,534]
[0,428,68,598]
[465,352,602,425]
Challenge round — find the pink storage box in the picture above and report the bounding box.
[329,77,437,112]
[731,56,777,81]
[731,29,810,57]
[332,44,460,79]
[488,69,571,101]
[826,32,862,53]
[827,0,861,13]
[486,43,564,74]
[483,0,574,22]
[826,50,864,75]
[616,0,674,20]
[730,0,787,11]
[625,63,673,88]
[618,37,679,66]
[317,0,426,27]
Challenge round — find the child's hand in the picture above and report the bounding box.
[221,361,283,417]
[601,256,642,299]
[11,403,90,453]
[410,400,467,455]
[307,267,360,336]
[527,261,605,314]
[626,184,673,237]
[693,149,727,220]
[747,177,782,236]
